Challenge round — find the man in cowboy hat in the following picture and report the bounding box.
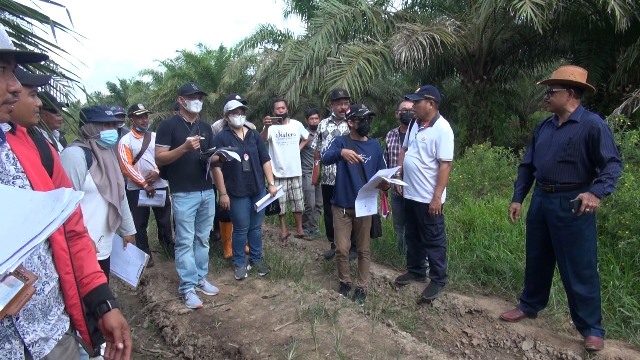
[500,65,622,352]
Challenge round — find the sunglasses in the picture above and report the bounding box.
[544,88,567,97]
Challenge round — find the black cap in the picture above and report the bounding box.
[346,104,376,120]
[127,103,153,116]
[404,85,441,103]
[0,25,49,65]
[15,66,51,87]
[79,105,119,125]
[224,93,247,105]
[39,91,69,112]
[178,82,208,97]
[329,88,350,101]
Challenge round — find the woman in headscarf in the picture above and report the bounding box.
[212,100,277,281]
[60,105,136,279]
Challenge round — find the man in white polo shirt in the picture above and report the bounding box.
[394,85,454,302]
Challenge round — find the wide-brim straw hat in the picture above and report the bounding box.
[538,65,596,93]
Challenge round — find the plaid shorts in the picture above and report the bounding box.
[275,176,305,214]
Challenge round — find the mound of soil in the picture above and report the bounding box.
[117,226,640,359]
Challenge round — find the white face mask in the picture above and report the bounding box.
[183,99,203,114]
[228,114,246,128]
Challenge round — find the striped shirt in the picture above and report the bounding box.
[384,126,406,168]
[512,105,622,203]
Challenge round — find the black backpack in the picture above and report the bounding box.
[33,135,93,178]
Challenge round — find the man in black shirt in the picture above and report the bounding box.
[155,82,222,309]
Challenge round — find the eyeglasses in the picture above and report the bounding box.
[544,88,567,97]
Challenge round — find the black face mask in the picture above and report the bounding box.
[277,112,289,120]
[399,112,414,125]
[308,124,318,131]
[355,119,371,137]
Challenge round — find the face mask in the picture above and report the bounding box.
[97,129,118,147]
[355,119,371,137]
[276,112,288,120]
[399,111,414,125]
[184,99,203,114]
[228,114,246,128]
[135,125,149,133]
[308,124,318,131]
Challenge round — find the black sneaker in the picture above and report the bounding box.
[324,248,336,260]
[421,282,444,300]
[351,287,367,304]
[338,282,351,297]
[348,250,357,261]
[395,272,427,286]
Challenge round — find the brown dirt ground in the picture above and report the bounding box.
[115,226,640,359]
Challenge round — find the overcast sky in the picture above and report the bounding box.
[24,0,304,94]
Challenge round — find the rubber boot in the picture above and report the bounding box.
[220,221,233,259]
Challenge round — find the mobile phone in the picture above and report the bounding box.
[270,116,283,124]
[570,198,582,214]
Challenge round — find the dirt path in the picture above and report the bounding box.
[119,226,640,359]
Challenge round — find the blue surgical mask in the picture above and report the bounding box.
[135,125,149,133]
[97,129,118,148]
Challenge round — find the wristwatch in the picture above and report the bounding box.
[95,299,119,318]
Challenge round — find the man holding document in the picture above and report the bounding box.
[118,103,173,267]
[321,104,389,304]
[0,25,131,360]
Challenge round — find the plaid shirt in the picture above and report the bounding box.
[311,115,350,185]
[384,126,406,168]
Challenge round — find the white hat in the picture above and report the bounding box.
[223,100,248,114]
[0,25,49,64]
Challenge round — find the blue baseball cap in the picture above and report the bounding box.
[404,85,441,104]
[80,105,119,125]
[110,105,126,116]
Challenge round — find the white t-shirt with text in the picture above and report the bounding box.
[267,119,309,177]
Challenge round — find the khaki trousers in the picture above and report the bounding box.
[332,206,372,289]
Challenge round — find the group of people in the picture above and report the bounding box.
[1,17,623,357]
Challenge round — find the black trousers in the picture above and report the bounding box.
[125,187,173,254]
[321,184,355,251]
[404,198,448,286]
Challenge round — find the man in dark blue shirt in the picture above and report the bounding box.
[500,65,622,352]
[321,104,389,304]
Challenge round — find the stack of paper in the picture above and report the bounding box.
[110,235,149,288]
[254,185,284,212]
[0,184,84,276]
[355,166,408,217]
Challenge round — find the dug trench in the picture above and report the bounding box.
[115,226,640,359]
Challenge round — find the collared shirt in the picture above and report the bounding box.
[213,124,271,198]
[155,115,215,193]
[402,113,454,203]
[512,105,622,203]
[36,126,64,153]
[310,115,350,185]
[384,126,406,168]
[0,125,69,359]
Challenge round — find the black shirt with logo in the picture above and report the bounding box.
[155,115,215,193]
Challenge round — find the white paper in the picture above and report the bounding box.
[137,189,166,207]
[216,149,241,162]
[109,235,149,288]
[0,185,83,275]
[254,185,284,212]
[354,166,404,217]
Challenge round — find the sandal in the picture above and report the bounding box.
[279,233,290,247]
[294,234,312,241]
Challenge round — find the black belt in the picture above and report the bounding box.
[537,182,588,193]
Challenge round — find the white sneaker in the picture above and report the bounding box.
[196,278,219,296]
[183,290,203,309]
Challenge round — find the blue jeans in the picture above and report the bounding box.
[172,190,215,293]
[391,190,406,253]
[229,191,267,268]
